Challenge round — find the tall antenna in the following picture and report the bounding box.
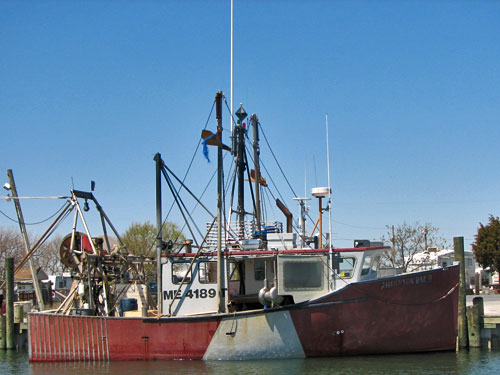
[304,156,307,198]
[230,0,234,146]
[313,154,318,187]
[326,114,333,250]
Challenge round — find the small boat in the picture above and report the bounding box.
[28,92,459,361]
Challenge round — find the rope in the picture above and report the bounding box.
[0,200,70,225]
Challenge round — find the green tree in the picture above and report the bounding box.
[122,221,185,281]
[122,221,185,257]
[472,215,500,273]
[381,222,448,273]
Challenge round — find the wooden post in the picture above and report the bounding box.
[5,257,15,349]
[0,314,5,349]
[466,304,481,347]
[473,296,484,317]
[454,236,468,349]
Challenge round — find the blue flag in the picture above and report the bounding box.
[202,133,216,163]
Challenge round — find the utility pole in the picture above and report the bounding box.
[6,170,45,311]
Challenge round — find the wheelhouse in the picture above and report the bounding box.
[161,241,387,316]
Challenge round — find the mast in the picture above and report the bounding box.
[154,153,163,314]
[251,114,262,231]
[235,104,248,232]
[215,91,226,313]
[293,197,310,248]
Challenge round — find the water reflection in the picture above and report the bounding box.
[0,349,498,375]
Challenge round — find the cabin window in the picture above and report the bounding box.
[282,261,323,290]
[199,261,217,284]
[371,255,381,274]
[230,262,241,281]
[338,257,356,278]
[172,262,192,284]
[254,260,265,281]
[361,255,373,276]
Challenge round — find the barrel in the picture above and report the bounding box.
[120,298,138,316]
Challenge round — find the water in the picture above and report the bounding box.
[1,349,500,375]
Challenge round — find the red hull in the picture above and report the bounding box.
[29,266,458,361]
[291,266,459,356]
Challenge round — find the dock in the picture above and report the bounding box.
[466,295,500,348]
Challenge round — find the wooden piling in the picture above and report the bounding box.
[14,304,24,324]
[473,296,484,317]
[454,236,468,349]
[468,296,485,348]
[5,257,15,349]
[466,304,481,347]
[0,314,5,349]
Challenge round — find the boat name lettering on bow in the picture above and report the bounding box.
[163,288,217,300]
[380,274,433,290]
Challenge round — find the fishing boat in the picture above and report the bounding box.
[27,92,459,361]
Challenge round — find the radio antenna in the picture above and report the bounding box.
[326,114,333,250]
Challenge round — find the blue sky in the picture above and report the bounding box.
[1,0,499,250]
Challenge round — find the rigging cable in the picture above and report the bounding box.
[0,200,70,226]
[163,100,216,222]
[154,100,216,252]
[259,122,298,198]
[162,167,205,247]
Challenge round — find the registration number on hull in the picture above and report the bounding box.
[163,288,217,300]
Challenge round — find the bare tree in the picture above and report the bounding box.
[34,235,64,275]
[0,227,25,278]
[381,222,448,273]
[0,227,64,279]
